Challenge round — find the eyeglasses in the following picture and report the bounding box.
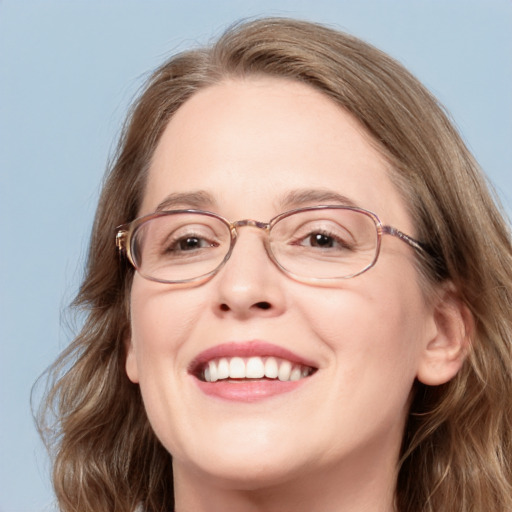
[115,205,427,286]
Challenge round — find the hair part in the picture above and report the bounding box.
[37,17,512,512]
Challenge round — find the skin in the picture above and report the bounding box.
[125,77,466,512]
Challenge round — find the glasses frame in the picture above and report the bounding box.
[116,205,427,286]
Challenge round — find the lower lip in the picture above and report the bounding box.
[194,377,309,402]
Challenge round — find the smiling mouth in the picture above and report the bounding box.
[195,356,317,383]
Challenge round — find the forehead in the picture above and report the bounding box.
[143,77,411,229]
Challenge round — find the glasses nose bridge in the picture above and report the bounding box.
[231,218,270,232]
[227,218,273,261]
[229,218,272,245]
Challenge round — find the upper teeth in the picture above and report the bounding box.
[202,356,313,383]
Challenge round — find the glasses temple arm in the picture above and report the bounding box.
[382,225,449,279]
[116,228,128,253]
[382,225,427,254]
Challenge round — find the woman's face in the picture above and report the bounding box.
[126,78,439,488]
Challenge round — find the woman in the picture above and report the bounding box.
[38,18,512,512]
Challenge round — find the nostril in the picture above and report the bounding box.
[218,301,272,313]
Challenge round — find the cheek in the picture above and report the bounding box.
[127,278,207,383]
[299,269,431,387]
[127,279,211,451]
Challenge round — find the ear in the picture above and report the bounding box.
[416,283,473,386]
[124,335,140,383]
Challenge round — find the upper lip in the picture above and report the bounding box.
[188,340,318,375]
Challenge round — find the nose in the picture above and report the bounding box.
[212,226,287,319]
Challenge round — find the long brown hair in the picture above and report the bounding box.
[37,18,512,512]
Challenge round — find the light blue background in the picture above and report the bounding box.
[1,1,511,510]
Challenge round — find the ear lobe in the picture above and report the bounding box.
[416,284,473,386]
[125,336,140,384]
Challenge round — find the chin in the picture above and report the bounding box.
[176,450,309,491]
[169,422,315,488]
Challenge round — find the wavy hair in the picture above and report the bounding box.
[37,18,512,512]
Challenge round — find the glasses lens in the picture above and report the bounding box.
[131,212,231,282]
[269,208,378,279]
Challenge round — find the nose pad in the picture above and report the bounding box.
[212,229,286,318]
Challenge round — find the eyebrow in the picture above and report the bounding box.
[278,189,358,210]
[154,188,358,215]
[155,191,217,212]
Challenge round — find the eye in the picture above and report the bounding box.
[306,232,340,248]
[148,219,224,259]
[285,218,357,252]
[132,213,231,274]
[297,230,353,250]
[163,231,218,255]
[171,235,214,252]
